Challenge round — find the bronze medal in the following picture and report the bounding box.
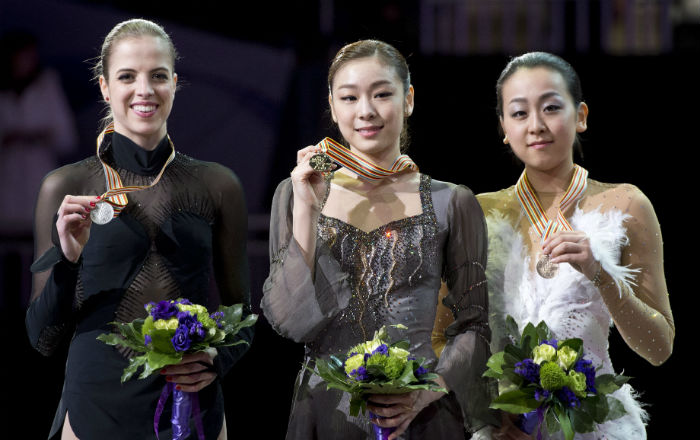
[536,254,559,279]
[309,153,333,172]
[90,201,114,225]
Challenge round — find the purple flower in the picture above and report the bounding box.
[171,325,191,352]
[574,358,597,393]
[177,312,206,341]
[372,344,389,356]
[542,339,558,349]
[210,311,224,328]
[414,366,428,377]
[147,301,179,321]
[350,366,369,381]
[555,386,580,408]
[514,359,540,384]
[534,388,550,401]
[178,298,192,305]
[144,334,152,346]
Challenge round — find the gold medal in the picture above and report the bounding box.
[536,254,559,279]
[309,153,333,172]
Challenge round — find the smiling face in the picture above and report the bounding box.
[99,35,177,150]
[500,66,588,174]
[329,56,414,164]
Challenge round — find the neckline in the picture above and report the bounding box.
[108,132,172,176]
[318,173,433,235]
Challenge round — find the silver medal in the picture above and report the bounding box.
[90,201,114,225]
[536,254,559,279]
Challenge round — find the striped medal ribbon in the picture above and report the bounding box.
[309,137,418,181]
[90,123,176,225]
[515,164,588,278]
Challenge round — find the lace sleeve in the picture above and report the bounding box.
[596,185,674,366]
[436,184,499,432]
[261,178,351,343]
[25,165,83,355]
[207,163,254,377]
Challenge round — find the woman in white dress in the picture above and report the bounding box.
[434,52,674,439]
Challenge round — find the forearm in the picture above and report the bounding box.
[597,271,674,365]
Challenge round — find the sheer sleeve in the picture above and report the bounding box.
[25,165,83,356]
[207,163,254,377]
[596,185,674,366]
[261,178,351,343]
[435,185,499,432]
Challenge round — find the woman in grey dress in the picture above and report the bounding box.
[262,40,497,439]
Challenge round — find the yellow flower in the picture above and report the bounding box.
[557,346,578,370]
[154,317,179,331]
[389,347,410,361]
[344,353,365,376]
[532,344,556,365]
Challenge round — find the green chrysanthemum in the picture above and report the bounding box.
[344,353,365,376]
[366,353,388,369]
[567,371,588,397]
[384,356,405,379]
[540,362,567,390]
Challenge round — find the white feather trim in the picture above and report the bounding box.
[570,206,640,298]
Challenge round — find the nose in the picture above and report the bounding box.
[358,96,376,120]
[528,112,546,133]
[135,75,154,97]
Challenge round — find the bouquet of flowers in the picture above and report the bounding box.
[97,299,257,440]
[314,324,446,440]
[484,316,629,440]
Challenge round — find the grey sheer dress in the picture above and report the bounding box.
[262,173,498,439]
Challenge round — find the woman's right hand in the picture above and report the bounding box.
[290,144,330,211]
[56,195,100,263]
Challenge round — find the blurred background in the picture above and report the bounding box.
[1,0,696,437]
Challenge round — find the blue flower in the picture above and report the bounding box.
[171,325,191,352]
[514,359,540,384]
[350,366,369,381]
[573,358,597,393]
[542,339,558,349]
[414,366,428,377]
[534,388,550,401]
[144,334,152,346]
[517,410,540,434]
[372,344,389,356]
[147,301,179,321]
[210,311,224,328]
[177,312,206,341]
[555,386,580,408]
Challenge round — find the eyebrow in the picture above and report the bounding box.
[336,79,395,90]
[508,91,563,104]
[115,67,171,74]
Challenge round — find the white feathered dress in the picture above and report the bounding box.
[472,180,675,439]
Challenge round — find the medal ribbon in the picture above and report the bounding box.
[515,164,588,241]
[317,137,418,181]
[95,123,176,218]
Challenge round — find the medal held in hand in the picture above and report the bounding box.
[516,165,588,279]
[90,201,115,225]
[309,152,333,172]
[92,123,175,225]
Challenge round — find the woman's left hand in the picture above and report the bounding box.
[542,230,599,280]
[161,351,217,393]
[367,381,446,440]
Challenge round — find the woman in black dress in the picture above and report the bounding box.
[25,19,253,439]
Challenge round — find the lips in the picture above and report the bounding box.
[356,125,382,137]
[528,140,552,150]
[131,102,158,117]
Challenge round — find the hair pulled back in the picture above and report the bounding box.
[93,19,178,130]
[328,40,412,151]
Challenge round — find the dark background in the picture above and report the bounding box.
[1,0,696,437]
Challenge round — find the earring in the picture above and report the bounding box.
[105,97,110,101]
[503,134,509,144]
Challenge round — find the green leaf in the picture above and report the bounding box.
[485,352,505,375]
[595,374,630,395]
[121,355,147,382]
[505,315,521,341]
[535,320,552,343]
[545,409,560,434]
[558,338,583,354]
[570,404,595,433]
[558,408,574,440]
[489,389,539,414]
[603,396,627,422]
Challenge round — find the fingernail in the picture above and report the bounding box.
[175,385,181,390]
[90,202,96,207]
[166,376,172,381]
[86,208,91,213]
[160,369,167,374]
[81,214,87,219]
[95,196,102,200]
